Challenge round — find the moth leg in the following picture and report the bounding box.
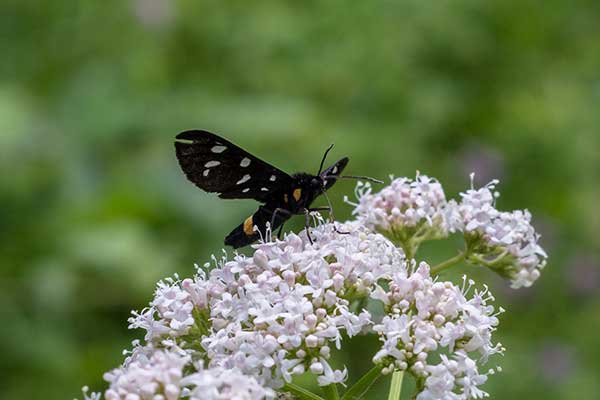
[308,206,331,212]
[303,208,314,245]
[270,207,292,232]
[309,206,350,235]
[318,188,350,235]
[334,224,351,235]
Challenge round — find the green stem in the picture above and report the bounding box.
[341,365,383,400]
[402,239,417,261]
[322,384,340,400]
[430,251,466,275]
[387,370,404,400]
[282,383,325,400]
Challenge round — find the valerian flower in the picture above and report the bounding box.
[348,174,456,257]
[455,177,548,288]
[201,222,404,387]
[128,272,212,342]
[82,171,548,400]
[94,344,272,400]
[372,263,503,399]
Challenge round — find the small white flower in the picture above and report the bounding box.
[79,386,101,400]
[317,359,348,386]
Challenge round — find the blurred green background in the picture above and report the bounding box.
[1,1,599,399]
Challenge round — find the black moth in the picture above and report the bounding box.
[175,130,377,248]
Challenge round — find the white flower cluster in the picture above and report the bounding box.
[91,344,271,400]
[129,273,212,342]
[456,179,548,288]
[351,173,547,288]
[372,263,503,399]
[124,222,403,395]
[85,170,546,399]
[200,222,402,387]
[349,175,454,250]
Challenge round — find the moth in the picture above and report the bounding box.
[174,130,380,248]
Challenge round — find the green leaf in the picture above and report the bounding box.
[341,364,384,400]
[282,383,325,400]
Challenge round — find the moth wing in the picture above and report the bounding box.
[320,157,349,190]
[224,206,291,248]
[175,130,292,201]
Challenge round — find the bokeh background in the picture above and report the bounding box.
[2,1,599,399]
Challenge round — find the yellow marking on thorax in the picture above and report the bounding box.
[243,216,254,235]
[283,193,289,203]
[293,188,302,202]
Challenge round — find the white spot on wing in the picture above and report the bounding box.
[331,166,338,174]
[203,169,210,177]
[205,161,221,168]
[242,188,250,193]
[211,145,227,153]
[236,174,251,185]
[261,187,269,191]
[240,157,251,167]
[270,175,276,181]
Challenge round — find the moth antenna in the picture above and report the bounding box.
[323,175,384,184]
[317,143,335,175]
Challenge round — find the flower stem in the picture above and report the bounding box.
[431,251,466,275]
[322,384,340,400]
[387,370,404,400]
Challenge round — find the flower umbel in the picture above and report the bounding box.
[455,177,548,288]
[372,263,503,398]
[348,174,455,257]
